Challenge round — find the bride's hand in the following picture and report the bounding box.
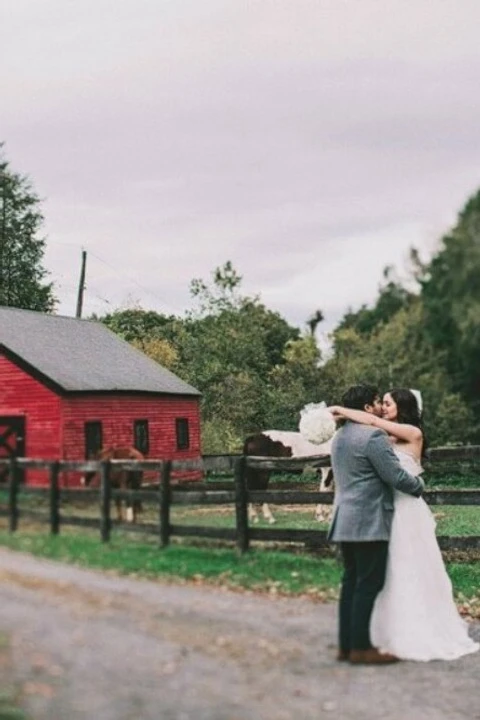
[327,405,343,418]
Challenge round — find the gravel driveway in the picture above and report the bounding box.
[0,547,479,720]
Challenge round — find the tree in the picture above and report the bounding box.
[325,297,476,445]
[95,264,305,446]
[131,337,178,370]
[189,260,245,316]
[337,265,415,338]
[264,335,326,429]
[421,188,480,407]
[180,262,301,437]
[306,308,324,337]
[0,145,55,311]
[95,307,179,344]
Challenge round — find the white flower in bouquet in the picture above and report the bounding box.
[299,402,336,445]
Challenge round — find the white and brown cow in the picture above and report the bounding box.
[243,430,334,524]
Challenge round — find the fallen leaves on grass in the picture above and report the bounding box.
[456,593,480,620]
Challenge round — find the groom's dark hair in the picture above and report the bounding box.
[342,384,379,410]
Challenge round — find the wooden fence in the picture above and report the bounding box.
[0,447,480,554]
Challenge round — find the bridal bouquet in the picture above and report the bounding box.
[299,402,336,445]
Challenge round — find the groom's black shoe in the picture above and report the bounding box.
[349,648,399,665]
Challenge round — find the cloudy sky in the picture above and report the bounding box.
[2,0,479,344]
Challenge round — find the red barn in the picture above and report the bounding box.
[0,307,202,486]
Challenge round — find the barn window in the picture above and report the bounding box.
[84,421,103,459]
[133,419,149,455]
[175,418,190,450]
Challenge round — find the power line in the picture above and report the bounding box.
[86,249,182,314]
[46,240,86,247]
[46,241,183,315]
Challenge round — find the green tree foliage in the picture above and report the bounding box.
[200,418,243,454]
[96,307,184,372]
[96,189,480,450]
[131,337,178,370]
[95,264,307,449]
[306,308,324,336]
[0,145,55,311]
[188,260,244,316]
[430,393,476,447]
[96,307,179,344]
[180,262,302,439]
[265,335,327,429]
[337,265,415,338]
[421,189,480,408]
[327,290,477,445]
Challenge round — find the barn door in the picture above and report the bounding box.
[0,416,25,484]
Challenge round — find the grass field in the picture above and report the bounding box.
[4,487,480,536]
[1,470,480,618]
[0,528,479,621]
[0,518,479,619]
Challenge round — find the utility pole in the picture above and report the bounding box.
[76,249,87,318]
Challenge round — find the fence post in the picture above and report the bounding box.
[100,460,111,543]
[49,461,61,535]
[159,460,171,547]
[234,455,249,554]
[8,459,19,533]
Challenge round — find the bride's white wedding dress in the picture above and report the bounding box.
[370,447,479,661]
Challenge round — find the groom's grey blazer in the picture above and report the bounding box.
[327,421,424,543]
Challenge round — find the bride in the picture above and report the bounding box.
[329,388,479,662]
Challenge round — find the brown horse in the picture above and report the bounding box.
[82,446,145,523]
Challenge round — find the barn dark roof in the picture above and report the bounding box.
[0,307,201,396]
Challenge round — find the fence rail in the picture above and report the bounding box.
[0,447,480,554]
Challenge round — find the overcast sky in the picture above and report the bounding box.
[2,0,479,345]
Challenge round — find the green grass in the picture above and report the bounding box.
[1,472,479,609]
[431,505,480,535]
[12,499,476,535]
[0,525,479,606]
[171,503,480,534]
[3,483,480,535]
[170,505,331,529]
[425,464,480,489]
[447,563,480,597]
[0,529,340,598]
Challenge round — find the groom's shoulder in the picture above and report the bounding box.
[340,421,384,439]
[335,422,387,450]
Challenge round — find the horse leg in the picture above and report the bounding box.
[261,502,276,524]
[314,467,333,522]
[248,503,259,524]
[132,470,142,522]
[125,492,137,523]
[125,470,141,523]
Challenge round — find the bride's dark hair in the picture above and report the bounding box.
[387,387,428,456]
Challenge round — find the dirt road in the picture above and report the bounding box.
[0,547,479,720]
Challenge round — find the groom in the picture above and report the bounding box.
[328,383,424,665]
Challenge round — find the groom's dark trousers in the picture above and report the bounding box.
[339,541,388,652]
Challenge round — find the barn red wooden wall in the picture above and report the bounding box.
[62,395,201,460]
[0,354,62,486]
[62,395,202,484]
[1,352,202,487]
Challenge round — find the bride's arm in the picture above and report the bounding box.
[328,405,422,443]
